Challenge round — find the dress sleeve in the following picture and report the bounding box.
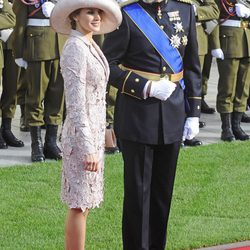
[61,41,97,156]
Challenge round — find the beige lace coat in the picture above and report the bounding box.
[60,30,109,212]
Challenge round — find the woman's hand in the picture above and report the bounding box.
[83,153,99,172]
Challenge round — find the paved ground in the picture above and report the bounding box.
[0,59,250,249]
[196,241,250,250]
[0,59,250,167]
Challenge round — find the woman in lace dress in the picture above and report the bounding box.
[50,0,121,248]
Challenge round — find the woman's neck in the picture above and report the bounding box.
[76,27,93,43]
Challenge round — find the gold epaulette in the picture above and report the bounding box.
[119,0,139,8]
[175,0,192,4]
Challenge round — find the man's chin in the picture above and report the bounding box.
[142,0,165,3]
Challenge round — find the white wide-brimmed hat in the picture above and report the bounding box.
[50,0,122,35]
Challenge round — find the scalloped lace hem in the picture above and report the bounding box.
[61,198,104,213]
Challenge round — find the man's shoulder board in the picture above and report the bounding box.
[174,0,192,4]
[119,0,139,8]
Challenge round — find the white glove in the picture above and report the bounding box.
[0,28,13,42]
[42,2,55,18]
[15,58,28,69]
[182,117,199,141]
[149,78,177,101]
[211,48,224,60]
[235,3,250,18]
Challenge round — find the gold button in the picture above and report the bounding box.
[30,34,33,37]
[160,25,164,30]
[135,78,140,82]
[131,89,135,93]
[162,66,166,72]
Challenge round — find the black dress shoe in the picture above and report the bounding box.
[2,130,24,147]
[201,99,216,114]
[184,138,202,147]
[199,121,206,128]
[241,112,250,123]
[0,129,8,149]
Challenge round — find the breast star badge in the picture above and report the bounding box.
[174,22,184,33]
[182,35,188,46]
[170,34,181,49]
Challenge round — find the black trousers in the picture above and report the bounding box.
[120,139,181,250]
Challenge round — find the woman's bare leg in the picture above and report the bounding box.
[65,208,89,250]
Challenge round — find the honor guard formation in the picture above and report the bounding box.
[0,0,250,158]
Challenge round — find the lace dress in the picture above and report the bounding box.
[60,30,109,212]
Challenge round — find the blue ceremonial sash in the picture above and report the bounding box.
[123,3,185,89]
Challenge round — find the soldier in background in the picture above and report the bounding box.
[1,30,25,148]
[212,0,250,141]
[193,1,219,115]
[183,0,219,147]
[0,0,16,149]
[12,0,66,162]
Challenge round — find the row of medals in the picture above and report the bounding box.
[157,7,188,49]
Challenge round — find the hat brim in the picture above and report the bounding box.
[50,0,122,35]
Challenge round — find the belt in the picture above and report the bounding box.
[27,18,50,27]
[220,19,249,28]
[119,65,183,82]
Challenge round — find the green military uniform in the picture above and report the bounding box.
[12,0,65,127]
[12,0,67,161]
[194,0,219,113]
[0,31,25,147]
[194,0,219,66]
[0,0,15,69]
[211,0,250,141]
[0,0,16,117]
[1,35,18,119]
[0,0,16,149]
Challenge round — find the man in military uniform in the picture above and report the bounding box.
[12,0,66,162]
[103,0,201,249]
[0,0,16,149]
[183,0,219,147]
[1,33,25,149]
[0,0,24,149]
[212,0,250,141]
[193,0,219,113]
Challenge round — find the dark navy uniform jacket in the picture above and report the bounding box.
[102,0,202,145]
